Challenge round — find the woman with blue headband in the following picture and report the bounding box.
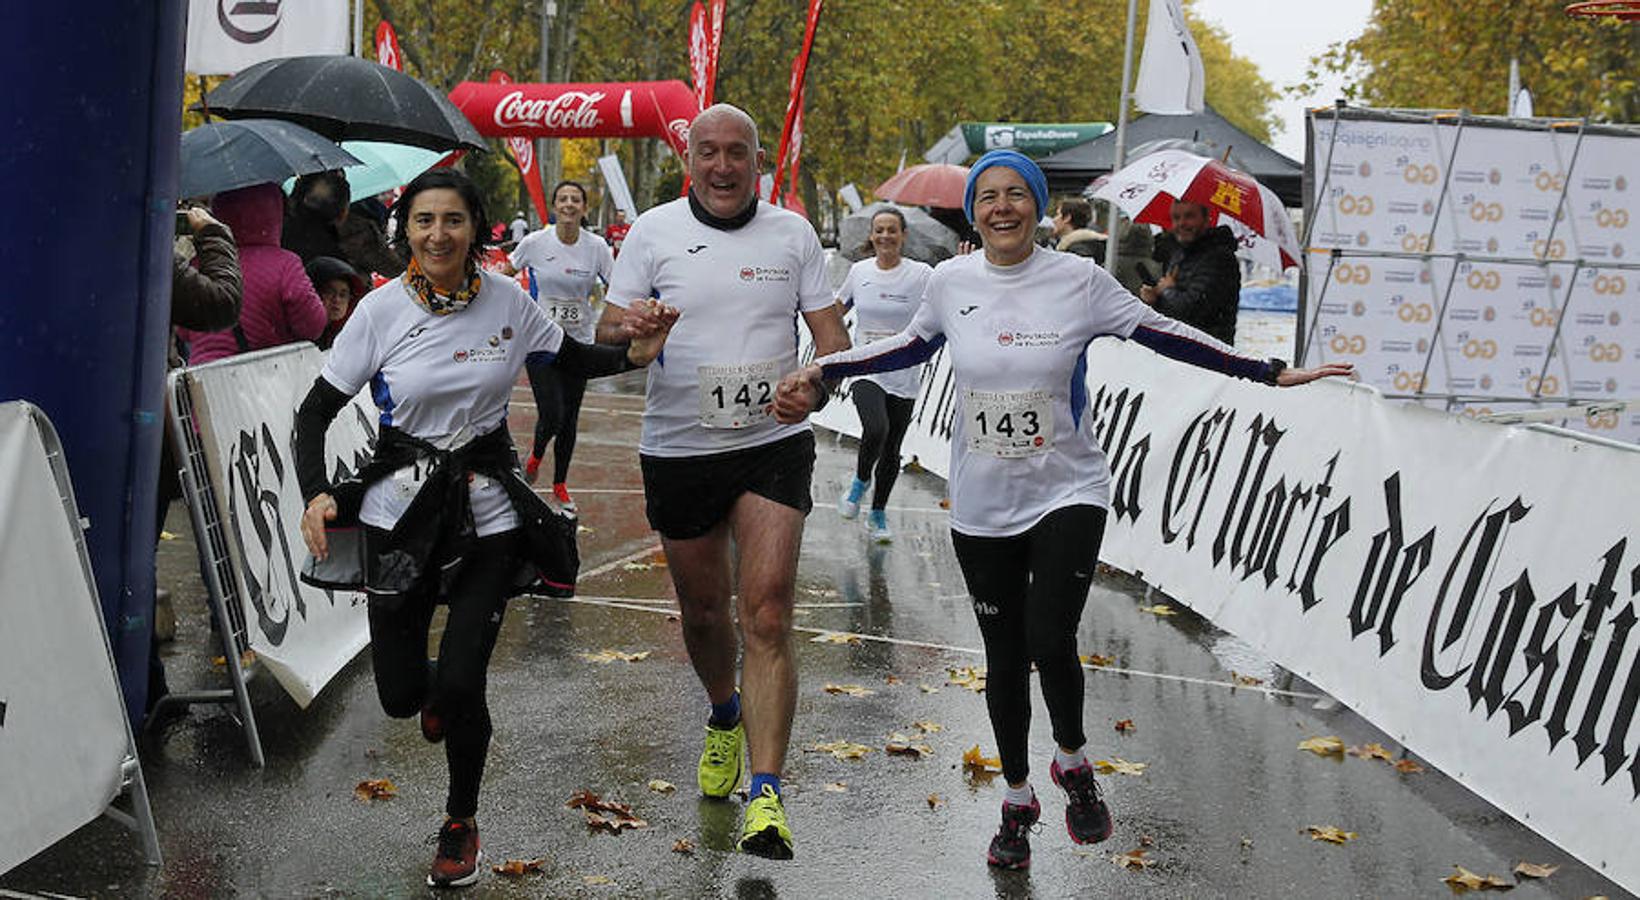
[774,150,1351,869]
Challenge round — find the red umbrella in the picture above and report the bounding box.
[874,163,970,209]
[1092,149,1300,269]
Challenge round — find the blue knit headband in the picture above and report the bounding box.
[963,149,1049,224]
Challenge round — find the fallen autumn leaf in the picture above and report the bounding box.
[910,720,944,733]
[492,858,545,877]
[671,838,696,855]
[1304,826,1358,845]
[822,782,848,793]
[806,739,873,761]
[1137,604,1177,617]
[1081,653,1118,667]
[1298,736,1346,757]
[822,683,875,697]
[1115,719,1136,733]
[1442,865,1513,893]
[927,793,944,809]
[353,778,397,801]
[961,744,1003,773]
[1394,758,1426,774]
[1347,743,1395,762]
[647,779,675,794]
[1093,758,1148,776]
[1112,848,1154,870]
[1512,861,1558,880]
[577,649,651,664]
[810,631,863,645]
[946,665,987,692]
[1229,671,1265,686]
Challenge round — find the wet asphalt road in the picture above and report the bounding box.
[3,372,1630,899]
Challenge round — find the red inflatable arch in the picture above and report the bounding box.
[448,80,700,155]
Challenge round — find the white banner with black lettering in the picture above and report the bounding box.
[184,345,375,706]
[0,403,133,873]
[1088,339,1639,894]
[185,0,349,76]
[809,329,1640,892]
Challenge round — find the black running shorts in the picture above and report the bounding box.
[639,430,815,540]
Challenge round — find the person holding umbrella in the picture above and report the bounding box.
[293,168,676,889]
[834,206,932,543]
[774,150,1351,870]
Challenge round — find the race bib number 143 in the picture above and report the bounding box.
[964,389,1053,458]
[698,359,781,429]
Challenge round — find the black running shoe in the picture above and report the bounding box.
[986,796,1041,870]
[1050,759,1114,844]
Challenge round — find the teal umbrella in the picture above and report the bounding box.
[284,141,444,199]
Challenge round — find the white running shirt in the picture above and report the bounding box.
[321,272,564,536]
[508,227,614,344]
[820,248,1254,537]
[838,257,933,399]
[606,198,833,457]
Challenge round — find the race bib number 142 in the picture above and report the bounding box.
[698,358,781,429]
[964,389,1053,458]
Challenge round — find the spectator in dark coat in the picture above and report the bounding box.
[339,195,407,278]
[1141,199,1241,345]
[283,170,350,264]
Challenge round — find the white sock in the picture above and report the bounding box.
[1003,782,1035,806]
[1055,746,1088,771]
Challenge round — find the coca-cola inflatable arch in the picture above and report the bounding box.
[448,80,699,155]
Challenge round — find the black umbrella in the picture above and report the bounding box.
[203,56,486,153]
[179,119,361,199]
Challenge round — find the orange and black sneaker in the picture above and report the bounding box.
[426,819,482,888]
[551,481,575,511]
[523,453,543,485]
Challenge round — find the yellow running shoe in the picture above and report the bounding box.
[737,783,794,859]
[697,721,746,798]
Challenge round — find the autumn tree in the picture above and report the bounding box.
[1301,2,1640,122]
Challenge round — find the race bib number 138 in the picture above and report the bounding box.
[964,389,1053,458]
[698,358,782,429]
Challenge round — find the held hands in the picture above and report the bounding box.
[300,493,338,560]
[771,364,824,424]
[1276,362,1356,387]
[622,299,680,366]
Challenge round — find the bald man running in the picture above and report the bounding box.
[598,103,850,859]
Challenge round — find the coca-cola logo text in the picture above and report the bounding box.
[494,90,606,131]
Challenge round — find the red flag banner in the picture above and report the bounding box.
[770,0,822,206]
[374,21,403,72]
[705,0,726,108]
[688,2,709,112]
[488,69,550,225]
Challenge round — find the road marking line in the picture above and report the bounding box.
[578,544,664,580]
[547,594,1323,700]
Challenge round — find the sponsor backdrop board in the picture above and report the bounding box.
[805,322,1640,891]
[181,346,377,706]
[1304,110,1640,444]
[0,404,139,873]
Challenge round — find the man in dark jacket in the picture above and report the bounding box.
[1140,199,1241,345]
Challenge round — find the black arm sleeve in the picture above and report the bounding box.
[294,376,351,503]
[537,336,638,379]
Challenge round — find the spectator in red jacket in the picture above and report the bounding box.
[178,183,326,363]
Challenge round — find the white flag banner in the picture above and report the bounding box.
[597,154,639,221]
[837,183,864,214]
[1133,0,1205,115]
[1512,87,1535,118]
[186,0,349,76]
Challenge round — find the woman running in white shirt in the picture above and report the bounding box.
[834,206,933,542]
[775,150,1350,870]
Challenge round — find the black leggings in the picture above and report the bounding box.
[951,505,1107,785]
[527,363,588,484]
[366,527,520,819]
[851,380,915,510]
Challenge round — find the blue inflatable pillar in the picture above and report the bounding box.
[0,2,188,725]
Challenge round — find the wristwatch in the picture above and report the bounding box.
[1265,358,1288,385]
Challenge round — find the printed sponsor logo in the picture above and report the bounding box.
[502,326,514,340]
[494,89,605,130]
[996,330,1060,348]
[738,265,792,283]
